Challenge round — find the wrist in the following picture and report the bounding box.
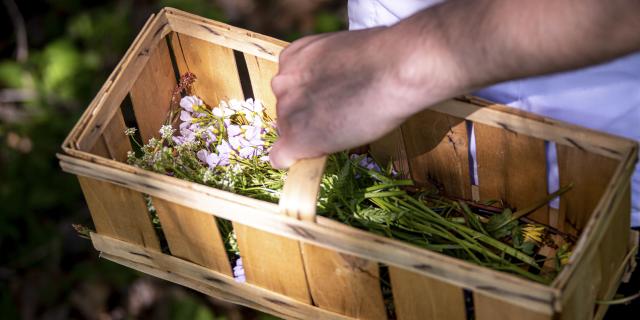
[383,10,473,114]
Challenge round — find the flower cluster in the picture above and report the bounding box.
[174,96,270,169]
[127,94,279,197]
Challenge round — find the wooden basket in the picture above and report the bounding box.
[58,8,639,320]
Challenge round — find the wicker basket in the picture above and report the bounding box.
[58,8,639,320]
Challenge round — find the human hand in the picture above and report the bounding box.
[269,26,459,169]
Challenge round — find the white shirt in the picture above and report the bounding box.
[349,0,640,226]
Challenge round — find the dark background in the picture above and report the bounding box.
[1,0,638,319]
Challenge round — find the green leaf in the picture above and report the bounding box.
[486,208,518,239]
[0,61,25,88]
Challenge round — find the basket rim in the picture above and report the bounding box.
[58,150,560,315]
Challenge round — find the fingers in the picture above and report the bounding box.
[268,139,297,169]
[269,136,323,169]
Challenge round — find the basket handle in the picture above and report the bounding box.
[279,156,328,222]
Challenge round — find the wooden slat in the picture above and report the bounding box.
[165,8,285,63]
[281,156,387,318]
[390,267,466,320]
[475,292,551,320]
[558,249,602,320]
[171,33,244,107]
[593,230,638,320]
[593,185,631,313]
[90,135,110,158]
[152,197,232,275]
[130,38,177,142]
[243,54,278,119]
[557,144,618,232]
[102,109,131,162]
[556,172,630,320]
[92,233,353,320]
[233,224,311,303]
[474,123,549,224]
[430,100,634,160]
[402,110,471,199]
[63,13,157,151]
[76,12,171,151]
[301,244,386,319]
[369,128,411,178]
[170,31,312,303]
[59,152,558,315]
[77,176,160,250]
[89,108,130,163]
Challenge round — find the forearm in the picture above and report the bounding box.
[392,0,640,109]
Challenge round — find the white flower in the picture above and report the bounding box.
[147,138,159,148]
[202,169,215,183]
[244,98,263,114]
[212,106,235,118]
[227,125,242,137]
[124,127,137,136]
[159,125,175,139]
[179,95,202,112]
[228,99,243,111]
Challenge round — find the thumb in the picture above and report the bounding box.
[269,139,299,169]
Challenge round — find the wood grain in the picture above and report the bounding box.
[402,110,471,199]
[171,33,244,107]
[59,152,558,315]
[390,267,466,320]
[165,8,285,62]
[474,123,548,224]
[152,197,232,275]
[76,12,171,151]
[557,144,618,232]
[594,185,630,308]
[102,109,131,162]
[92,233,352,320]
[369,128,411,179]
[300,244,386,319]
[475,291,551,320]
[172,31,313,303]
[281,156,387,318]
[130,38,177,142]
[243,54,278,119]
[246,53,388,317]
[233,223,311,303]
[280,156,326,222]
[430,100,633,160]
[77,176,160,250]
[90,135,110,158]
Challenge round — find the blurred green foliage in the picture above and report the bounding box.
[0,0,345,318]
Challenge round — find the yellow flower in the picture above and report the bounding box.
[522,224,545,243]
